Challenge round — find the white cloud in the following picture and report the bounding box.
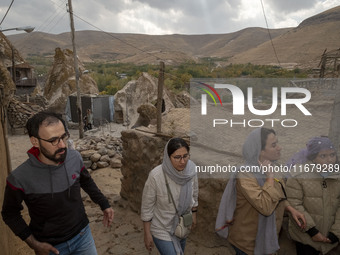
[0,0,339,35]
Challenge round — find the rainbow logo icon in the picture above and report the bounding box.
[195,82,223,106]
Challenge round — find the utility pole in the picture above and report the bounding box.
[67,0,84,138]
[11,46,15,83]
[329,78,340,152]
[156,61,165,133]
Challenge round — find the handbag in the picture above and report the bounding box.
[163,170,192,239]
[175,213,192,238]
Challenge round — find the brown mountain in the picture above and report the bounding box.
[229,6,340,68]
[8,5,340,69]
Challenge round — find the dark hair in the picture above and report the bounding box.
[26,111,67,138]
[261,128,276,150]
[307,153,318,161]
[167,138,189,157]
[306,136,336,162]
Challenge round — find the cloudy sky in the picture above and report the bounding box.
[0,0,339,35]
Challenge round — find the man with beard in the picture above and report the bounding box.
[1,111,114,255]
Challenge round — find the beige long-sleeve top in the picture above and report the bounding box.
[141,165,199,241]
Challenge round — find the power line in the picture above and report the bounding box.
[36,0,67,33]
[71,12,163,62]
[69,11,188,83]
[260,0,281,67]
[0,0,14,26]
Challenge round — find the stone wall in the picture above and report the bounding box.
[0,58,23,255]
[0,118,17,255]
[120,129,167,213]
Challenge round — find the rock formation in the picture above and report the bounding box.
[113,72,174,125]
[168,90,192,108]
[0,32,25,69]
[131,103,157,129]
[44,48,99,113]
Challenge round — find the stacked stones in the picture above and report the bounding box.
[73,134,123,171]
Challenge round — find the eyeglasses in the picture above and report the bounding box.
[171,154,190,162]
[37,133,69,146]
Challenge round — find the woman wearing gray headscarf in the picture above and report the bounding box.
[216,127,305,255]
[286,136,340,255]
[141,138,198,255]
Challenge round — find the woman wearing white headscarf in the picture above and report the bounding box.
[216,127,305,255]
[141,138,198,255]
[286,136,340,255]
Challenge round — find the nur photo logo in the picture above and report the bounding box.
[191,79,313,128]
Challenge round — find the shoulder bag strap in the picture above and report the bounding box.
[162,169,179,215]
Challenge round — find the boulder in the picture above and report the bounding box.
[97,161,109,168]
[100,155,110,163]
[113,72,174,125]
[90,153,101,162]
[80,149,97,159]
[131,103,157,129]
[110,158,122,168]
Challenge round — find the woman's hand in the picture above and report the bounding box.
[143,221,154,252]
[144,231,154,252]
[192,211,197,229]
[285,205,306,229]
[258,160,274,178]
[312,232,331,243]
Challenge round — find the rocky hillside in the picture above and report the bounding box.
[298,5,340,28]
[7,6,340,69]
[229,6,340,69]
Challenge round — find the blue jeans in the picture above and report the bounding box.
[232,245,248,255]
[49,224,97,255]
[153,236,186,255]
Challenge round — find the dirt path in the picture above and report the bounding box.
[7,132,231,255]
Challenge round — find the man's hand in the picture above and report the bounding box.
[34,242,60,255]
[103,207,114,227]
[25,235,59,255]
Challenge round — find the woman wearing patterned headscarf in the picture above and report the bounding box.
[141,138,198,255]
[286,136,340,255]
